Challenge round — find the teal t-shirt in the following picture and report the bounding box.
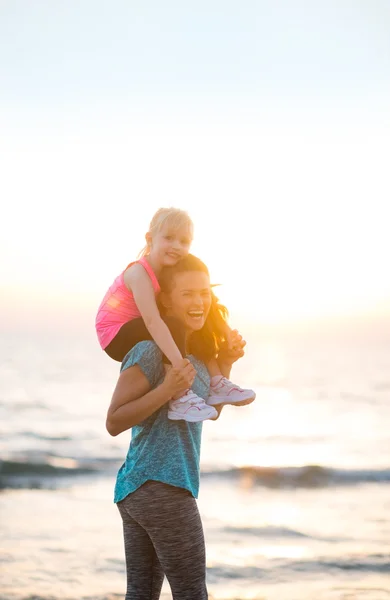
[113,341,210,503]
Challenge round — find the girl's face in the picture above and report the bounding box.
[149,225,192,267]
[162,271,212,332]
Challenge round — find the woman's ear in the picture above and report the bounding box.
[159,292,171,309]
[145,232,152,248]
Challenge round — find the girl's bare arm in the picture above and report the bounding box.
[124,264,183,366]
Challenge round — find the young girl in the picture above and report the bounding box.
[96,207,255,422]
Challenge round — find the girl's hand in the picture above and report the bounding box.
[219,330,246,365]
[162,359,197,399]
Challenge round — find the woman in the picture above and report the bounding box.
[106,254,247,600]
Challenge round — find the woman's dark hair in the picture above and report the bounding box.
[158,254,229,362]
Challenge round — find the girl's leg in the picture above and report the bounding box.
[207,357,222,377]
[123,481,208,600]
[117,498,164,600]
[105,317,187,363]
[207,363,256,408]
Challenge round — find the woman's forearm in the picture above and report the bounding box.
[106,381,171,436]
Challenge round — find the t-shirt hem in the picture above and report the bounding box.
[114,477,199,504]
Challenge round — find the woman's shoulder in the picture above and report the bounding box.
[121,341,164,387]
[121,341,163,370]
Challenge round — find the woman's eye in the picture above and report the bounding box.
[164,235,173,241]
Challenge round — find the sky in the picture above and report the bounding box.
[1,0,389,333]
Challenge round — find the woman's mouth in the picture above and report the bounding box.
[187,310,204,321]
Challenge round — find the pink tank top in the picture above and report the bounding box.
[95,257,161,350]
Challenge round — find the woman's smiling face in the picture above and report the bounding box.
[162,270,212,332]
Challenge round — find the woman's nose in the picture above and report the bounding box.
[192,296,203,308]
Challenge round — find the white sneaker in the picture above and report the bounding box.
[168,390,218,422]
[207,377,256,407]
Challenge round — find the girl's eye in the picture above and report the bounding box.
[181,238,190,246]
[164,235,173,241]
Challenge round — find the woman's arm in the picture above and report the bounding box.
[124,265,183,366]
[106,359,196,436]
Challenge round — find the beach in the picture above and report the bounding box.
[1,325,389,599]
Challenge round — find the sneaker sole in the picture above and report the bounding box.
[168,409,217,422]
[208,394,256,407]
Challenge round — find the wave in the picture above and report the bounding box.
[202,465,390,488]
[291,555,390,574]
[224,525,322,540]
[0,458,98,478]
[208,554,390,581]
[0,454,123,489]
[20,431,73,441]
[2,456,390,491]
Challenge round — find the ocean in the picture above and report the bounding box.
[1,324,389,600]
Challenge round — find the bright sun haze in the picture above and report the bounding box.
[0,1,389,333]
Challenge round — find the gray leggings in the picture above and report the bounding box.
[117,480,208,600]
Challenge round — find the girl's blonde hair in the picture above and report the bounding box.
[138,207,194,258]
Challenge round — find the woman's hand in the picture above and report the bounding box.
[162,359,197,399]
